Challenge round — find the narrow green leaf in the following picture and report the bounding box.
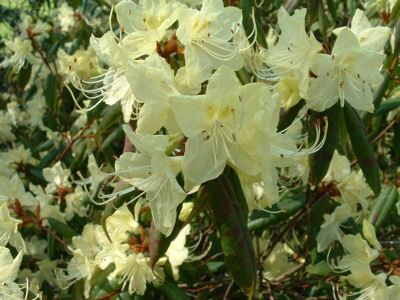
[326,0,336,19]
[101,126,124,149]
[17,63,31,90]
[184,188,211,226]
[373,73,391,108]
[47,217,77,242]
[44,74,57,110]
[344,104,381,195]
[375,98,400,115]
[394,123,400,161]
[37,147,61,169]
[248,192,306,232]
[222,166,249,219]
[308,104,341,186]
[89,266,120,299]
[96,104,122,134]
[277,100,305,132]
[155,280,189,300]
[369,186,399,229]
[307,0,320,26]
[47,231,56,260]
[306,261,332,276]
[70,140,87,173]
[391,0,400,21]
[240,0,267,48]
[207,169,256,298]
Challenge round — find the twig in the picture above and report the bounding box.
[223,280,234,300]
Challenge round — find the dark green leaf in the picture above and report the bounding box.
[155,280,189,300]
[47,231,56,260]
[47,217,77,242]
[344,104,381,195]
[17,63,32,90]
[248,191,306,232]
[375,98,400,115]
[207,168,256,298]
[369,186,399,229]
[391,1,400,22]
[97,104,122,135]
[89,266,120,299]
[277,100,305,132]
[44,74,58,110]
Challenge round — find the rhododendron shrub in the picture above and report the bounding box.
[0,0,399,298]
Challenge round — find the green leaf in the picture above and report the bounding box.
[70,140,87,173]
[240,0,267,48]
[307,0,320,26]
[47,231,56,260]
[17,63,31,90]
[89,265,120,299]
[391,0,400,21]
[306,261,332,276]
[368,186,399,229]
[37,147,61,169]
[206,168,256,298]
[47,217,77,242]
[373,73,391,108]
[97,104,122,134]
[375,98,400,115]
[44,74,58,110]
[326,0,336,19]
[308,104,341,186]
[344,104,381,195]
[248,191,306,232]
[184,188,210,226]
[277,100,305,132]
[154,280,189,300]
[101,126,124,149]
[394,123,400,161]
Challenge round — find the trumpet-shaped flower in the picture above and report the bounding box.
[114,126,186,236]
[323,151,373,213]
[4,38,39,71]
[0,203,25,251]
[109,252,154,295]
[333,9,391,52]
[337,234,379,272]
[57,3,75,32]
[59,224,103,298]
[263,243,298,281]
[0,247,24,300]
[115,0,181,59]
[343,263,387,298]
[170,66,245,189]
[307,28,386,112]
[316,204,353,252]
[43,161,71,194]
[0,174,35,208]
[69,32,139,122]
[266,8,322,96]
[233,84,322,206]
[125,54,182,134]
[105,203,140,243]
[175,0,245,91]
